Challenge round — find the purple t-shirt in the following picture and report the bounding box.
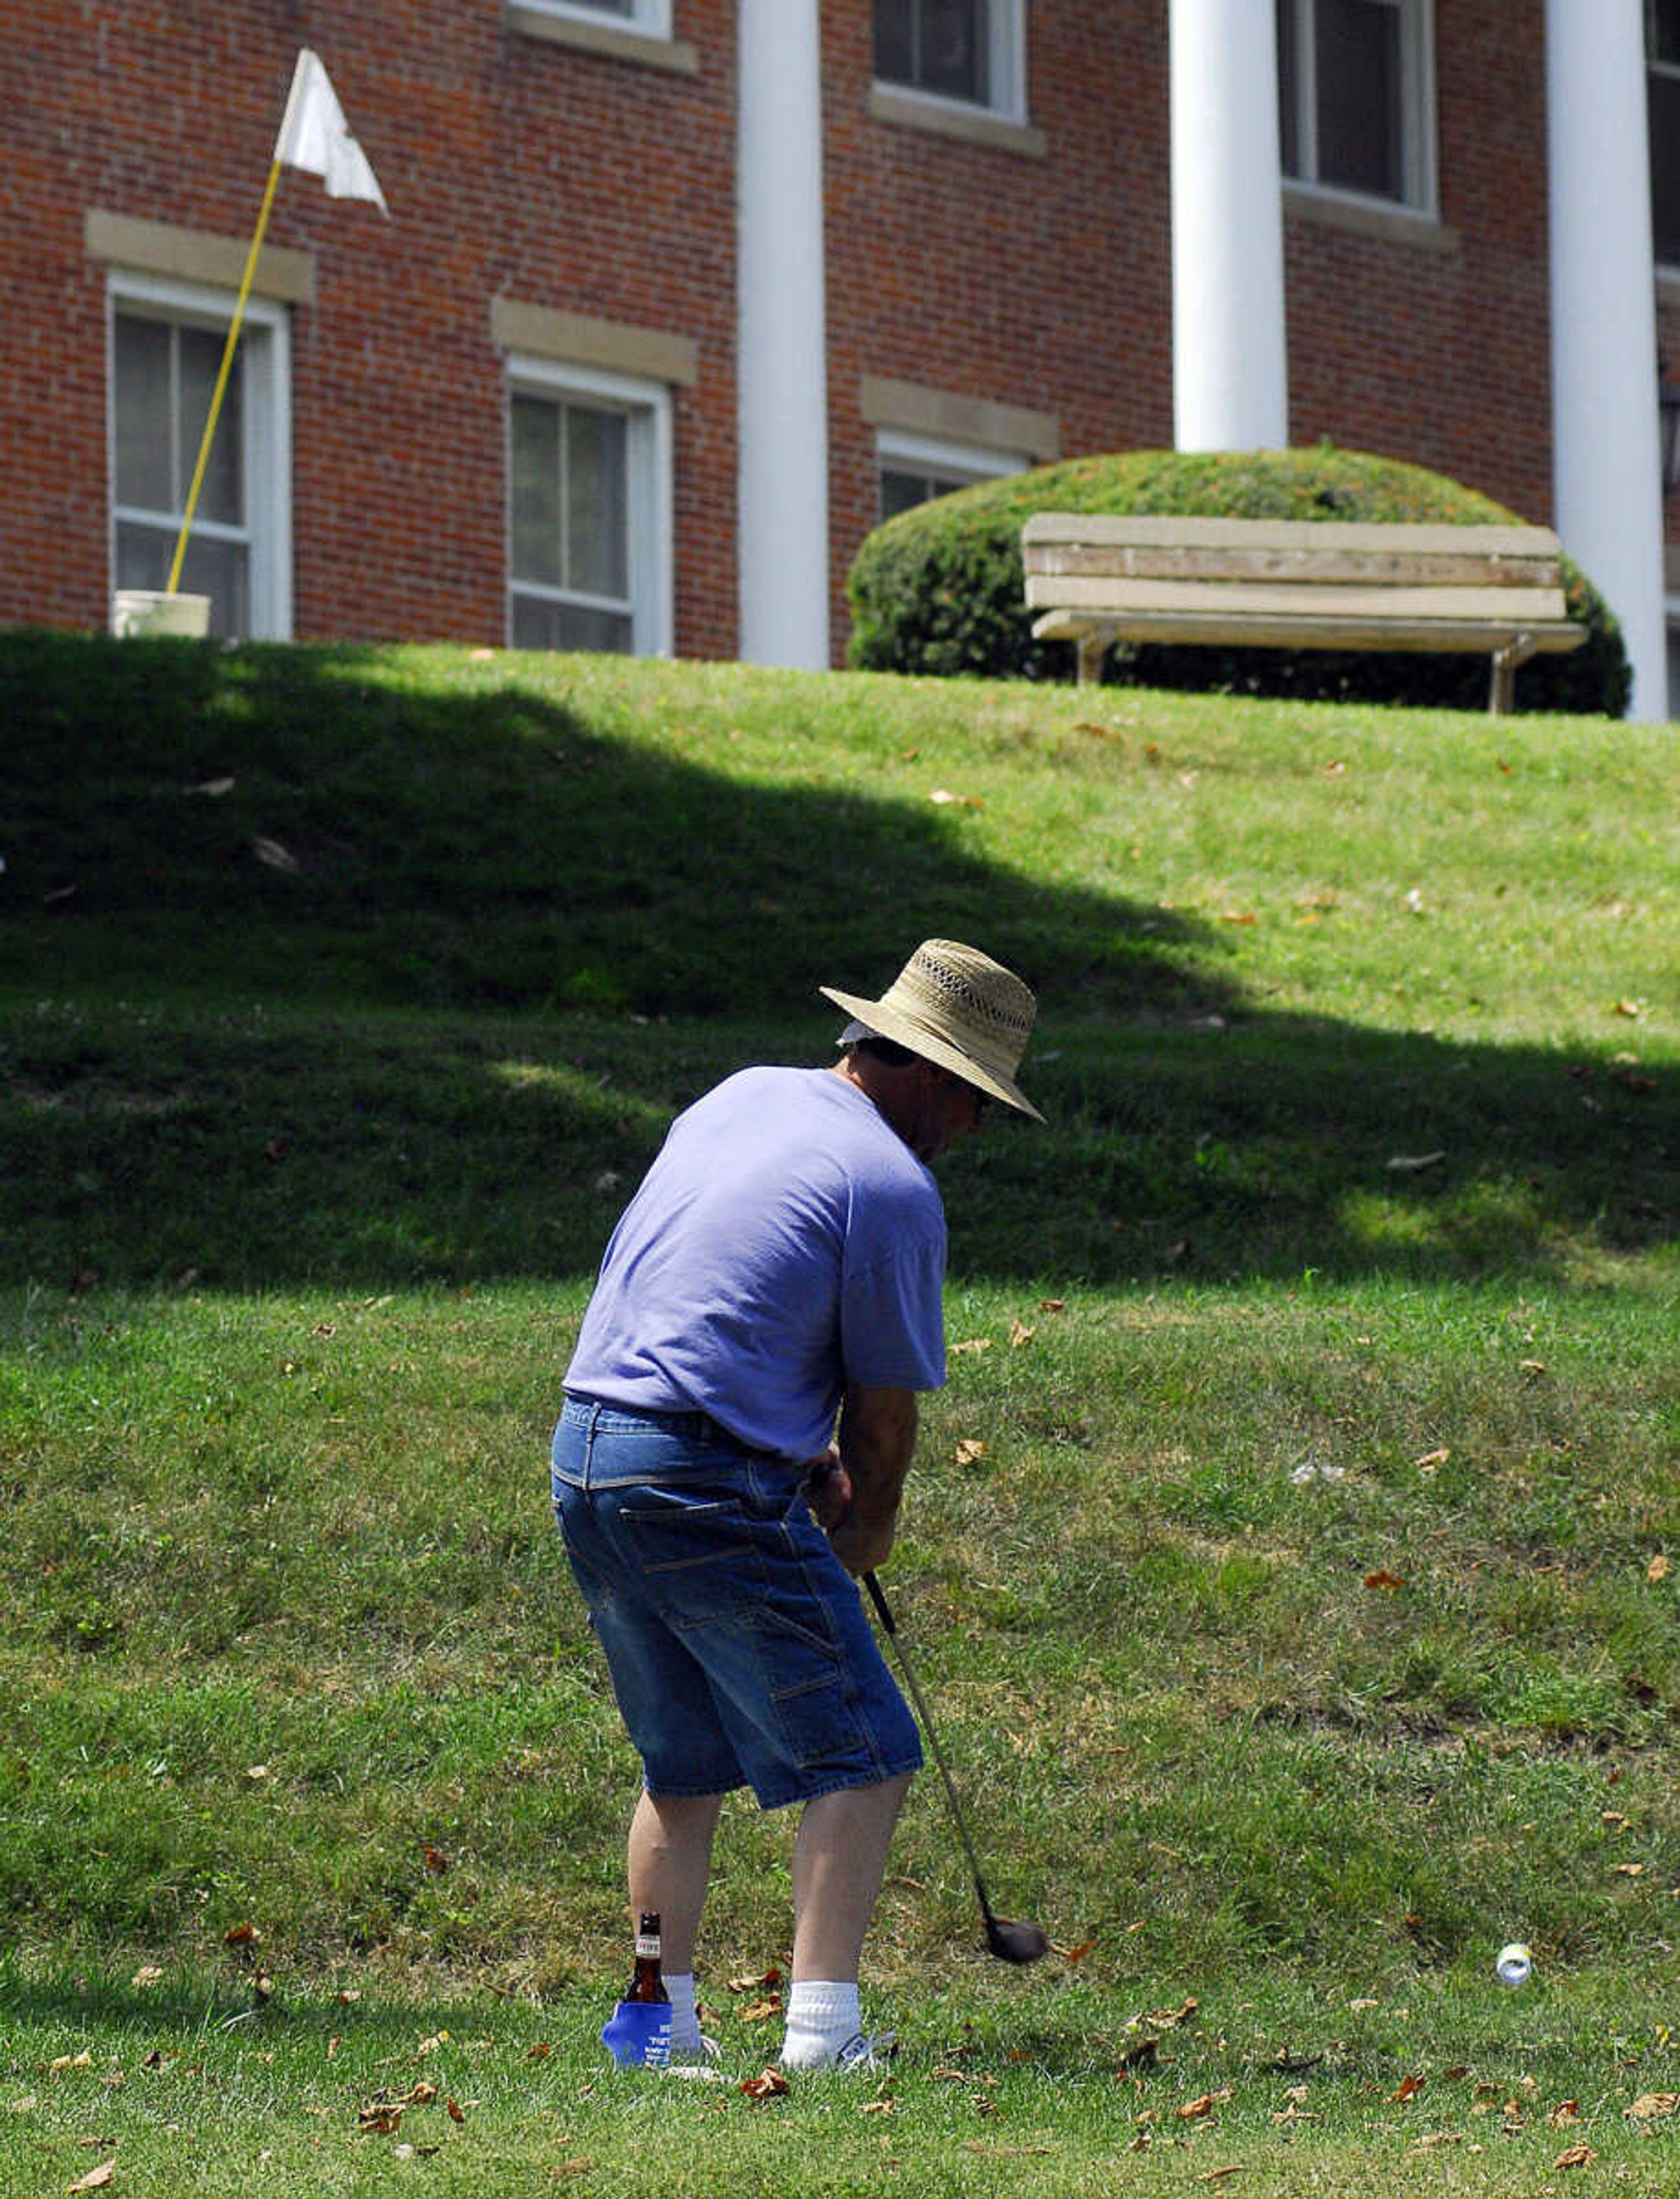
[564,1066,947,1459]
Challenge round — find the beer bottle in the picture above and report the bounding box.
[626,1911,668,2004]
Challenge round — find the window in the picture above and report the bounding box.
[108,274,291,640]
[1650,0,1680,264]
[877,429,1027,521]
[507,359,672,655]
[873,0,1025,122]
[1277,0,1433,210]
[517,0,672,31]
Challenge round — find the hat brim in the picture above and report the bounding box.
[819,986,1045,1124]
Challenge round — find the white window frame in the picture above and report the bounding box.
[505,354,674,658]
[1278,0,1436,217]
[872,0,1028,127]
[106,269,293,640]
[876,427,1027,518]
[515,0,672,34]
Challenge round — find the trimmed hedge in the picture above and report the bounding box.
[845,445,1630,717]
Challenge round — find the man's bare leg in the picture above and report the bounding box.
[789,1771,913,1982]
[627,1789,723,1975]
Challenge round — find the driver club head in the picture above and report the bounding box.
[985,1913,1050,1966]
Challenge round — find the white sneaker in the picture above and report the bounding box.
[818,2030,898,2073]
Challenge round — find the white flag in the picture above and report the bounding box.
[274,49,388,212]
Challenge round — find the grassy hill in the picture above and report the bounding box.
[1,631,1675,2195]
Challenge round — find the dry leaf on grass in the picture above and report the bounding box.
[954,1439,988,1469]
[928,788,983,809]
[1392,2074,1425,2103]
[739,2068,789,2100]
[1009,1320,1035,1347]
[725,1966,781,1992]
[1554,2143,1597,2168]
[1626,2093,1679,2122]
[1364,1570,1406,1592]
[949,1337,990,1357]
[1648,1554,1671,1583]
[738,1997,782,2023]
[67,2163,115,2195]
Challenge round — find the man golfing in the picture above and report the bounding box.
[550,940,1043,2071]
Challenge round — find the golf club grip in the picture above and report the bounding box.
[862,1569,896,1635]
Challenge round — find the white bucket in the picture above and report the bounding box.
[111,589,212,639]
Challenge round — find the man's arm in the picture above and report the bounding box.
[824,1383,918,1575]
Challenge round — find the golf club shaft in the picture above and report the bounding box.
[861,1570,1000,1926]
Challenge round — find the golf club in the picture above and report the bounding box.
[862,1570,1048,1966]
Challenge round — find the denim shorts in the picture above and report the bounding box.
[551,1396,922,1809]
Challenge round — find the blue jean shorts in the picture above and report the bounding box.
[551,1396,922,1809]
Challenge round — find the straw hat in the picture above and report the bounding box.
[821,940,1044,1123]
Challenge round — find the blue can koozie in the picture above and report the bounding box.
[601,1998,672,2068]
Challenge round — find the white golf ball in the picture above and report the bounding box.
[1495,1942,1533,1987]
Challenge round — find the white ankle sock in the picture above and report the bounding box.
[664,1972,700,2049]
[779,1980,861,2068]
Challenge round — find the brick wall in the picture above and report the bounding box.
[5,0,738,652]
[1284,0,1555,527]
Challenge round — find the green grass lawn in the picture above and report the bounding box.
[1,633,1675,2193]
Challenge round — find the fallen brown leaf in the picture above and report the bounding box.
[1414,2132,1462,2149]
[1039,1298,1066,1312]
[1196,2170,1244,2185]
[1009,1319,1035,1347]
[953,1439,988,1469]
[948,1337,990,1357]
[446,2098,466,2123]
[1364,1570,1406,1592]
[1648,1554,1671,1583]
[739,2068,789,2100]
[222,1922,257,1946]
[1626,2092,1679,2121]
[1052,1938,1097,1963]
[67,2163,115,2195]
[725,1966,782,1992]
[1549,2100,1582,2127]
[525,2041,552,2062]
[1554,2143,1597,2168]
[738,1996,782,2023]
[1392,2074,1425,2103]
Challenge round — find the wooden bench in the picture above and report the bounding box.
[1022,514,1587,713]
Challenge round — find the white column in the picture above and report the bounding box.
[1548,0,1667,718]
[1169,0,1289,451]
[737,0,830,669]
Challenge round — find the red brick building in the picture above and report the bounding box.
[6,2,1676,712]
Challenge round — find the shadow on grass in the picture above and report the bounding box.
[0,633,1672,1294]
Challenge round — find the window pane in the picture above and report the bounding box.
[874,0,914,84]
[511,396,562,587]
[881,467,934,519]
[511,593,633,653]
[920,0,987,103]
[1654,0,1680,67]
[565,404,627,598]
[114,315,174,512]
[1652,68,1680,261]
[177,323,242,524]
[1315,0,1403,198]
[1277,0,1302,177]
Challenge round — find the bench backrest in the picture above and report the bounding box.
[1022,515,1571,629]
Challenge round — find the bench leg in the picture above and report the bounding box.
[1489,633,1539,716]
[1076,633,1106,686]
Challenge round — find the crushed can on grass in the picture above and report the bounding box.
[601,1997,673,2067]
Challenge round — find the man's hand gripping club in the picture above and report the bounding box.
[803,1383,918,1576]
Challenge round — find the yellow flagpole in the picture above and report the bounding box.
[164,153,284,596]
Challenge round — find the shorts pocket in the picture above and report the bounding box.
[755,1603,867,1770]
[611,1487,761,1619]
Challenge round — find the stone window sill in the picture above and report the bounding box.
[506,6,698,75]
[866,83,1046,158]
[1284,180,1459,255]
